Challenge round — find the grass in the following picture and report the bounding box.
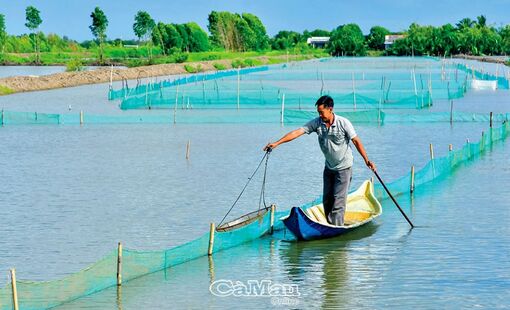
[0,47,329,69]
[0,85,14,95]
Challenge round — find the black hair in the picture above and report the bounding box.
[315,95,334,108]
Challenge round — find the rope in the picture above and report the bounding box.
[218,149,271,227]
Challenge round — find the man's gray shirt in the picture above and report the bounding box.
[301,114,357,171]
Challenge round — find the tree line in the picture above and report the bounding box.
[0,6,509,65]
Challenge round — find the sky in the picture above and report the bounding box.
[1,0,510,41]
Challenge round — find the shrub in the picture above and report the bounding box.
[184,64,203,73]
[65,58,84,72]
[213,62,226,70]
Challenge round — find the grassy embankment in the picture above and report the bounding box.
[0,46,329,72]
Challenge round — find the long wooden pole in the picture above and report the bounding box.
[429,144,434,160]
[208,223,215,256]
[410,165,415,193]
[373,170,414,228]
[450,100,454,125]
[270,204,275,234]
[280,94,285,125]
[237,68,240,110]
[117,242,122,286]
[11,269,19,310]
[186,140,191,160]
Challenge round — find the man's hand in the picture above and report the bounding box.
[263,142,277,152]
[366,160,376,171]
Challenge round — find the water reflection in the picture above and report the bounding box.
[278,224,379,308]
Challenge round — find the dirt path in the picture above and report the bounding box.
[0,57,285,94]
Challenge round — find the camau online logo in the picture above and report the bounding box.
[210,279,301,298]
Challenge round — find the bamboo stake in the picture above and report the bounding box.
[110,65,113,89]
[280,94,285,125]
[450,100,454,124]
[449,144,453,151]
[410,165,415,193]
[352,72,357,111]
[429,144,434,160]
[11,269,18,310]
[174,85,178,124]
[237,67,240,110]
[1,109,4,126]
[186,140,191,160]
[208,223,215,256]
[117,242,122,286]
[270,204,275,234]
[80,110,84,125]
[490,112,493,128]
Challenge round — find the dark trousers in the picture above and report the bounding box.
[323,167,352,226]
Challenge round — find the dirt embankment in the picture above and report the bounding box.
[454,54,509,65]
[0,58,258,94]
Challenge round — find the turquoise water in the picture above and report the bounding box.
[0,58,509,309]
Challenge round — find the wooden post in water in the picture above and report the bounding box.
[186,140,191,160]
[10,269,19,310]
[490,112,493,128]
[117,242,123,286]
[237,67,240,110]
[280,94,285,126]
[208,223,215,256]
[110,65,113,89]
[174,85,179,124]
[410,165,415,193]
[352,72,357,111]
[450,100,454,124]
[449,144,453,152]
[1,109,4,126]
[270,204,275,234]
[429,144,434,160]
[80,110,84,125]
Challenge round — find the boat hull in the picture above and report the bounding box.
[281,180,382,241]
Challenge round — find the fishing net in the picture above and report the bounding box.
[108,58,473,111]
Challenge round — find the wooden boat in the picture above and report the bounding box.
[281,180,382,241]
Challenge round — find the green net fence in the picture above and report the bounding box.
[0,210,272,309]
[108,58,472,111]
[456,63,510,90]
[1,110,507,126]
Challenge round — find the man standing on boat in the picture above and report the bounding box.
[264,95,376,226]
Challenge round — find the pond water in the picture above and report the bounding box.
[0,58,509,309]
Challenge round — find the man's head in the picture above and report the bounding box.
[315,95,334,122]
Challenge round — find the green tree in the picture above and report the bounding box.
[185,22,209,52]
[0,14,6,56]
[175,24,189,52]
[235,15,256,51]
[328,24,366,56]
[151,24,164,54]
[476,15,487,28]
[25,6,42,64]
[133,11,155,60]
[456,18,475,30]
[367,26,390,50]
[500,25,510,54]
[242,13,269,50]
[89,7,108,64]
[271,31,303,50]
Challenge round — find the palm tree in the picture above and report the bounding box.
[456,18,474,30]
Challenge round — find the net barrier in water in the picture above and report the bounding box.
[107,66,271,101]
[1,109,507,126]
[0,207,273,310]
[456,63,510,90]
[1,121,508,309]
[109,58,471,111]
